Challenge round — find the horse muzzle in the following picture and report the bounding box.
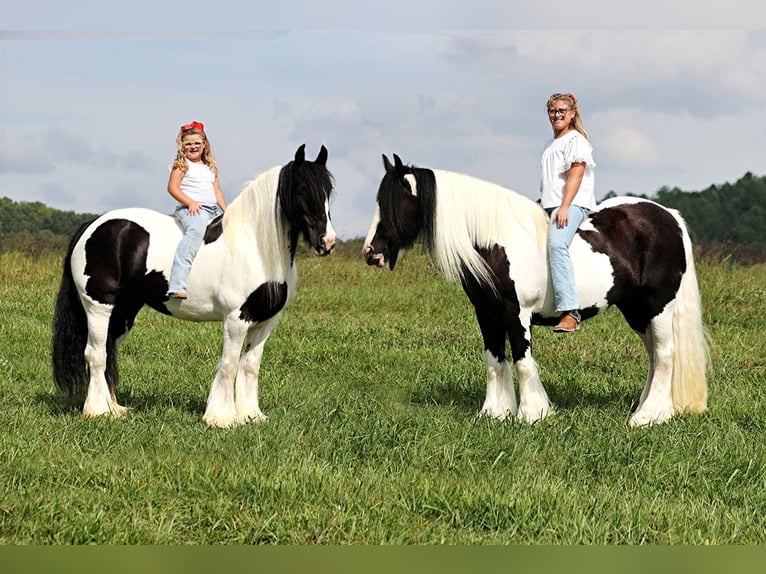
[363,244,386,268]
[313,233,336,256]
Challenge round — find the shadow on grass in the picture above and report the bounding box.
[36,387,207,419]
[406,373,638,416]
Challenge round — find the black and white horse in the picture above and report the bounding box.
[363,154,708,427]
[52,144,336,428]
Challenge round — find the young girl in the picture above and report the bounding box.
[539,93,596,332]
[166,121,227,299]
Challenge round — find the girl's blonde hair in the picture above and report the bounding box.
[547,92,588,139]
[172,124,219,174]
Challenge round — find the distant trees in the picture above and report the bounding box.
[603,172,766,263]
[2,171,765,262]
[0,197,98,255]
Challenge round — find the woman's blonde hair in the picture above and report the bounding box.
[547,92,588,139]
[172,124,219,174]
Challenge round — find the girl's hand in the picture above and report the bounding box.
[187,201,202,215]
[555,205,570,229]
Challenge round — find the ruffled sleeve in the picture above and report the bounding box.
[562,134,596,173]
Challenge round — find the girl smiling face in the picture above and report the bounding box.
[181,134,206,162]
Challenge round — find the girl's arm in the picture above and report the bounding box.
[167,168,202,214]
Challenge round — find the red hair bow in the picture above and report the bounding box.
[568,93,577,104]
[180,121,204,133]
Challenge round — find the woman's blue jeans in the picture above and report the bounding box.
[168,205,223,293]
[545,205,590,312]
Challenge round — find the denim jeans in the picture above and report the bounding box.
[545,205,590,312]
[167,205,223,293]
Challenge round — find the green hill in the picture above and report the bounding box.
[2,171,765,262]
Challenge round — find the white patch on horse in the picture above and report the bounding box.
[404,173,417,196]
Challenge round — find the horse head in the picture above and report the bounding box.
[363,153,424,270]
[279,144,336,258]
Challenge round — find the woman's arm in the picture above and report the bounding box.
[554,161,585,228]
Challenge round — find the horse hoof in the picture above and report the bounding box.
[629,410,672,428]
[517,405,554,424]
[203,414,237,429]
[111,405,129,417]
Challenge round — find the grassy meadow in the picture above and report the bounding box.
[0,246,765,544]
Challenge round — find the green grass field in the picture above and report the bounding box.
[1,247,764,544]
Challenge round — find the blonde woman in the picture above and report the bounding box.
[539,93,596,332]
[167,121,227,299]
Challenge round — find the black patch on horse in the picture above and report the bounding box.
[462,244,532,363]
[239,281,288,323]
[203,214,224,244]
[83,219,171,316]
[579,202,686,333]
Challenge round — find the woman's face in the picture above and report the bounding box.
[547,99,574,133]
[181,133,206,161]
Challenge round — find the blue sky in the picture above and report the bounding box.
[2,1,765,238]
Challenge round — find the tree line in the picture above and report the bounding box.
[602,171,766,263]
[2,171,765,262]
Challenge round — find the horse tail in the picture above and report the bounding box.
[670,214,710,414]
[52,220,92,401]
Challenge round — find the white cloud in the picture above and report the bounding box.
[2,24,766,238]
[597,124,664,170]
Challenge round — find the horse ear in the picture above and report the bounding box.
[295,144,306,164]
[315,145,328,165]
[393,154,403,169]
[382,154,393,172]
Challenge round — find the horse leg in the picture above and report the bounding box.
[629,303,675,427]
[81,302,127,418]
[515,356,552,423]
[204,316,248,428]
[474,309,517,420]
[234,319,280,424]
[512,313,552,423]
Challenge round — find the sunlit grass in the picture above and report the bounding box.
[1,249,764,543]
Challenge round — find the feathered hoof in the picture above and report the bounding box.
[203,416,237,429]
[517,404,555,424]
[629,409,673,428]
[236,411,268,425]
[82,404,129,419]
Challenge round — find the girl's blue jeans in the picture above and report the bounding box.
[545,205,590,312]
[167,205,223,293]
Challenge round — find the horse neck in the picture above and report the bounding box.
[223,166,293,279]
[427,169,547,286]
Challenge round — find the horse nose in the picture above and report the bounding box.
[364,248,383,267]
[322,233,336,252]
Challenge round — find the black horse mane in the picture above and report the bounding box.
[377,158,437,255]
[276,145,334,260]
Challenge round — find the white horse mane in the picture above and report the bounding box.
[222,165,291,280]
[429,170,548,288]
